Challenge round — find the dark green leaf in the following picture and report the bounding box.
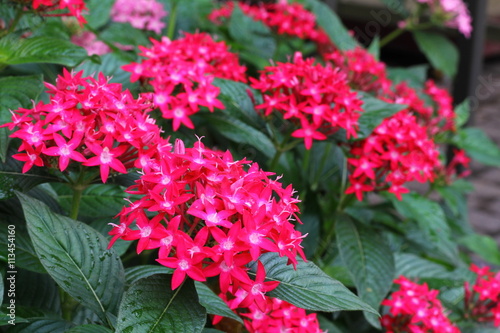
[115,275,206,333]
[413,31,458,78]
[459,234,500,266]
[250,252,378,314]
[0,222,46,273]
[336,216,394,328]
[454,99,470,128]
[15,269,60,314]
[452,127,500,166]
[395,253,454,279]
[85,0,114,29]
[66,324,114,333]
[357,93,406,138]
[194,281,243,324]
[100,23,150,48]
[6,319,73,333]
[390,193,458,263]
[379,0,409,17]
[387,64,428,88]
[0,36,87,67]
[212,78,264,128]
[206,114,276,158]
[0,75,44,160]
[228,6,276,60]
[18,193,125,325]
[52,183,130,219]
[367,36,380,60]
[125,265,174,286]
[305,0,358,50]
[75,53,139,92]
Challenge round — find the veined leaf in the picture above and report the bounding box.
[336,216,394,328]
[84,0,114,29]
[387,64,428,88]
[0,36,87,67]
[250,252,378,315]
[115,275,206,333]
[125,265,174,286]
[66,325,113,333]
[452,127,500,167]
[413,31,458,78]
[18,193,125,325]
[6,319,73,333]
[454,99,470,128]
[194,281,243,324]
[305,0,358,50]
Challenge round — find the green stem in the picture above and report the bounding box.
[167,3,178,40]
[60,287,79,322]
[269,150,283,171]
[7,9,24,35]
[69,185,85,220]
[379,27,406,48]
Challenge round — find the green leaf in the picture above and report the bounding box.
[452,127,500,166]
[115,275,206,333]
[387,64,428,88]
[305,0,358,50]
[52,183,130,219]
[250,252,378,315]
[454,99,470,128]
[6,319,73,333]
[367,36,380,60]
[100,23,150,48]
[212,78,264,128]
[75,53,139,92]
[356,93,406,138]
[18,192,125,325]
[125,265,174,286]
[0,75,44,161]
[390,193,458,263]
[66,325,114,333]
[335,216,394,328]
[459,234,500,266]
[228,6,276,60]
[85,0,114,29]
[413,31,458,78]
[0,222,46,273]
[15,268,61,314]
[0,36,87,67]
[194,281,243,324]
[0,148,56,200]
[206,114,276,159]
[395,253,453,279]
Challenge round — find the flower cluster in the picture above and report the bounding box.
[323,47,392,94]
[208,1,329,44]
[111,0,167,34]
[4,69,160,183]
[346,110,441,200]
[381,276,460,333]
[30,0,87,24]
[109,139,307,312]
[71,31,111,56]
[122,32,247,130]
[464,264,500,326]
[408,0,472,37]
[240,296,324,333]
[251,52,363,149]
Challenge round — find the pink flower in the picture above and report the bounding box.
[464,264,500,327]
[71,31,111,56]
[31,0,87,24]
[111,0,167,34]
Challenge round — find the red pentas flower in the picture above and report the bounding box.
[30,0,87,24]
[251,52,363,149]
[464,264,500,326]
[239,296,324,333]
[109,138,307,312]
[345,110,441,201]
[323,47,392,95]
[381,276,460,333]
[4,69,161,183]
[208,1,329,45]
[122,32,247,131]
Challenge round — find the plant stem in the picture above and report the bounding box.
[379,28,406,48]
[269,149,283,171]
[7,9,24,35]
[167,3,178,40]
[69,185,85,220]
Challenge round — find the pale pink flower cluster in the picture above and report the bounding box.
[416,0,472,37]
[111,0,167,34]
[71,31,111,56]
